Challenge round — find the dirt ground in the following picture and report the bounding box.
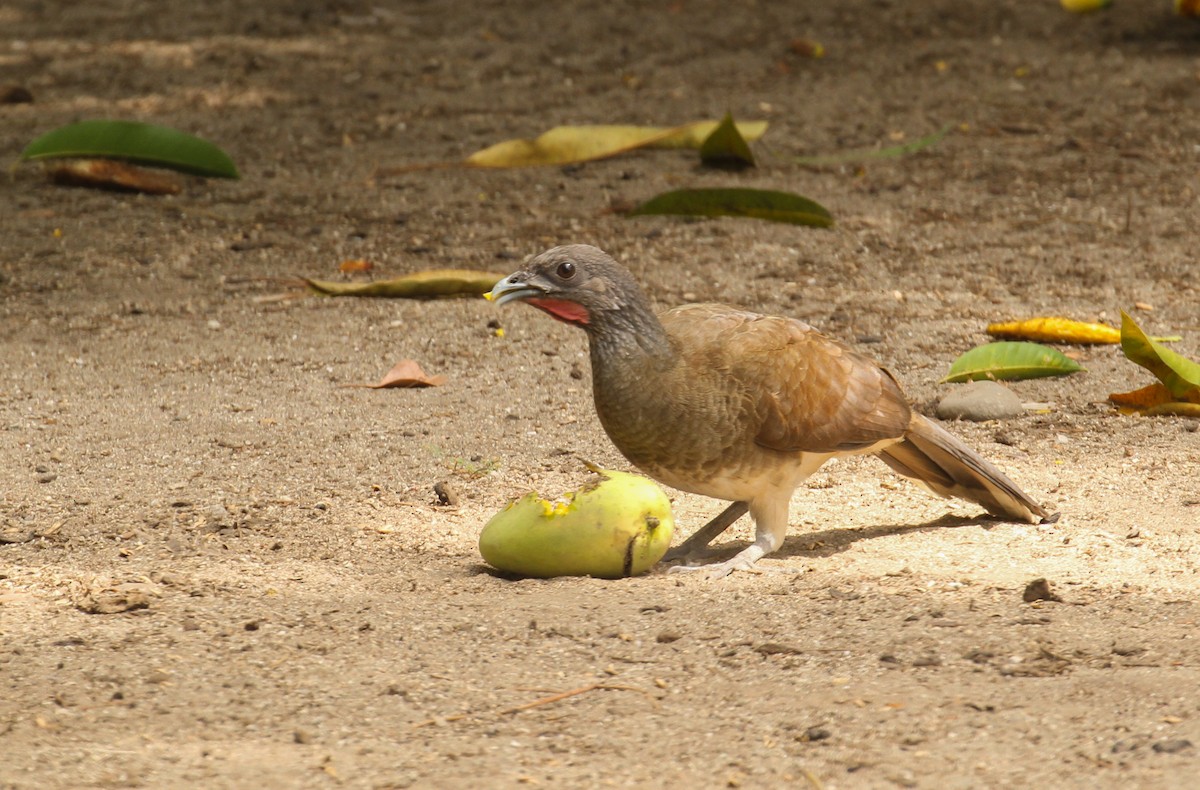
[3,1,1199,787]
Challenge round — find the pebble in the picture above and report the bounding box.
[433,480,460,506]
[1022,578,1063,603]
[35,471,57,484]
[936,381,1024,422]
[203,504,232,526]
[1152,738,1193,754]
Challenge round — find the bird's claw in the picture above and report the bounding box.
[665,557,800,579]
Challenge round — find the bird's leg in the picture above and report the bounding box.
[662,501,749,562]
[669,497,793,579]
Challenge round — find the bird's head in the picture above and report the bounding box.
[486,245,644,329]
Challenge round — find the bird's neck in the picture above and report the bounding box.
[586,300,676,369]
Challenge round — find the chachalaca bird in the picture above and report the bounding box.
[489,245,1055,577]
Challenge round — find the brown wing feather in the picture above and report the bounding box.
[661,304,912,454]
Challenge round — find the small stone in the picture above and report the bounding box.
[800,726,831,742]
[294,729,314,744]
[655,632,682,643]
[433,480,459,506]
[0,530,34,544]
[35,471,57,484]
[1022,578,1063,603]
[755,642,803,656]
[937,381,1024,422]
[0,85,33,104]
[1152,738,1192,754]
[203,504,232,526]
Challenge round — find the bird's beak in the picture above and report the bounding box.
[485,272,547,306]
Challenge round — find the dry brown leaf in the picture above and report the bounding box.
[347,359,446,389]
[1108,382,1175,410]
[47,159,183,195]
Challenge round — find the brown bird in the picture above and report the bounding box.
[489,245,1055,577]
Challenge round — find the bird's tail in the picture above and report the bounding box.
[875,413,1055,524]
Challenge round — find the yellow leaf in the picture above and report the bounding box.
[464,121,767,168]
[987,317,1121,345]
[1141,402,1200,418]
[305,269,504,298]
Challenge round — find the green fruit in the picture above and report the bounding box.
[479,467,674,579]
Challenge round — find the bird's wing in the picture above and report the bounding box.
[662,304,912,454]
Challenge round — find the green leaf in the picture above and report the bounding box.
[699,112,755,169]
[22,120,239,179]
[1119,311,1200,401]
[942,342,1083,383]
[626,188,833,227]
[794,124,952,166]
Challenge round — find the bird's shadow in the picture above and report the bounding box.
[683,513,1003,562]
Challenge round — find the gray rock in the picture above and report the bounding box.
[936,381,1024,422]
[203,504,233,526]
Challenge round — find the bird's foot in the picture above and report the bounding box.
[662,544,726,563]
[661,502,751,564]
[665,547,800,579]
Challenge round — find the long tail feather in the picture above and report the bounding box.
[876,414,1055,524]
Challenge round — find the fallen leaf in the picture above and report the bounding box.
[794,124,951,166]
[463,120,768,168]
[1120,311,1200,402]
[699,112,755,169]
[348,359,446,389]
[47,159,183,195]
[943,342,1084,383]
[339,259,375,274]
[988,316,1119,345]
[988,316,1179,345]
[306,269,504,298]
[1139,402,1200,417]
[625,187,833,227]
[788,38,826,58]
[22,119,238,178]
[1109,382,1176,411]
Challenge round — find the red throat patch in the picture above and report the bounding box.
[526,297,591,326]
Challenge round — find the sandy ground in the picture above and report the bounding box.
[2,1,1199,787]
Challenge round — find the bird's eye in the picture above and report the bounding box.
[556,261,576,280]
